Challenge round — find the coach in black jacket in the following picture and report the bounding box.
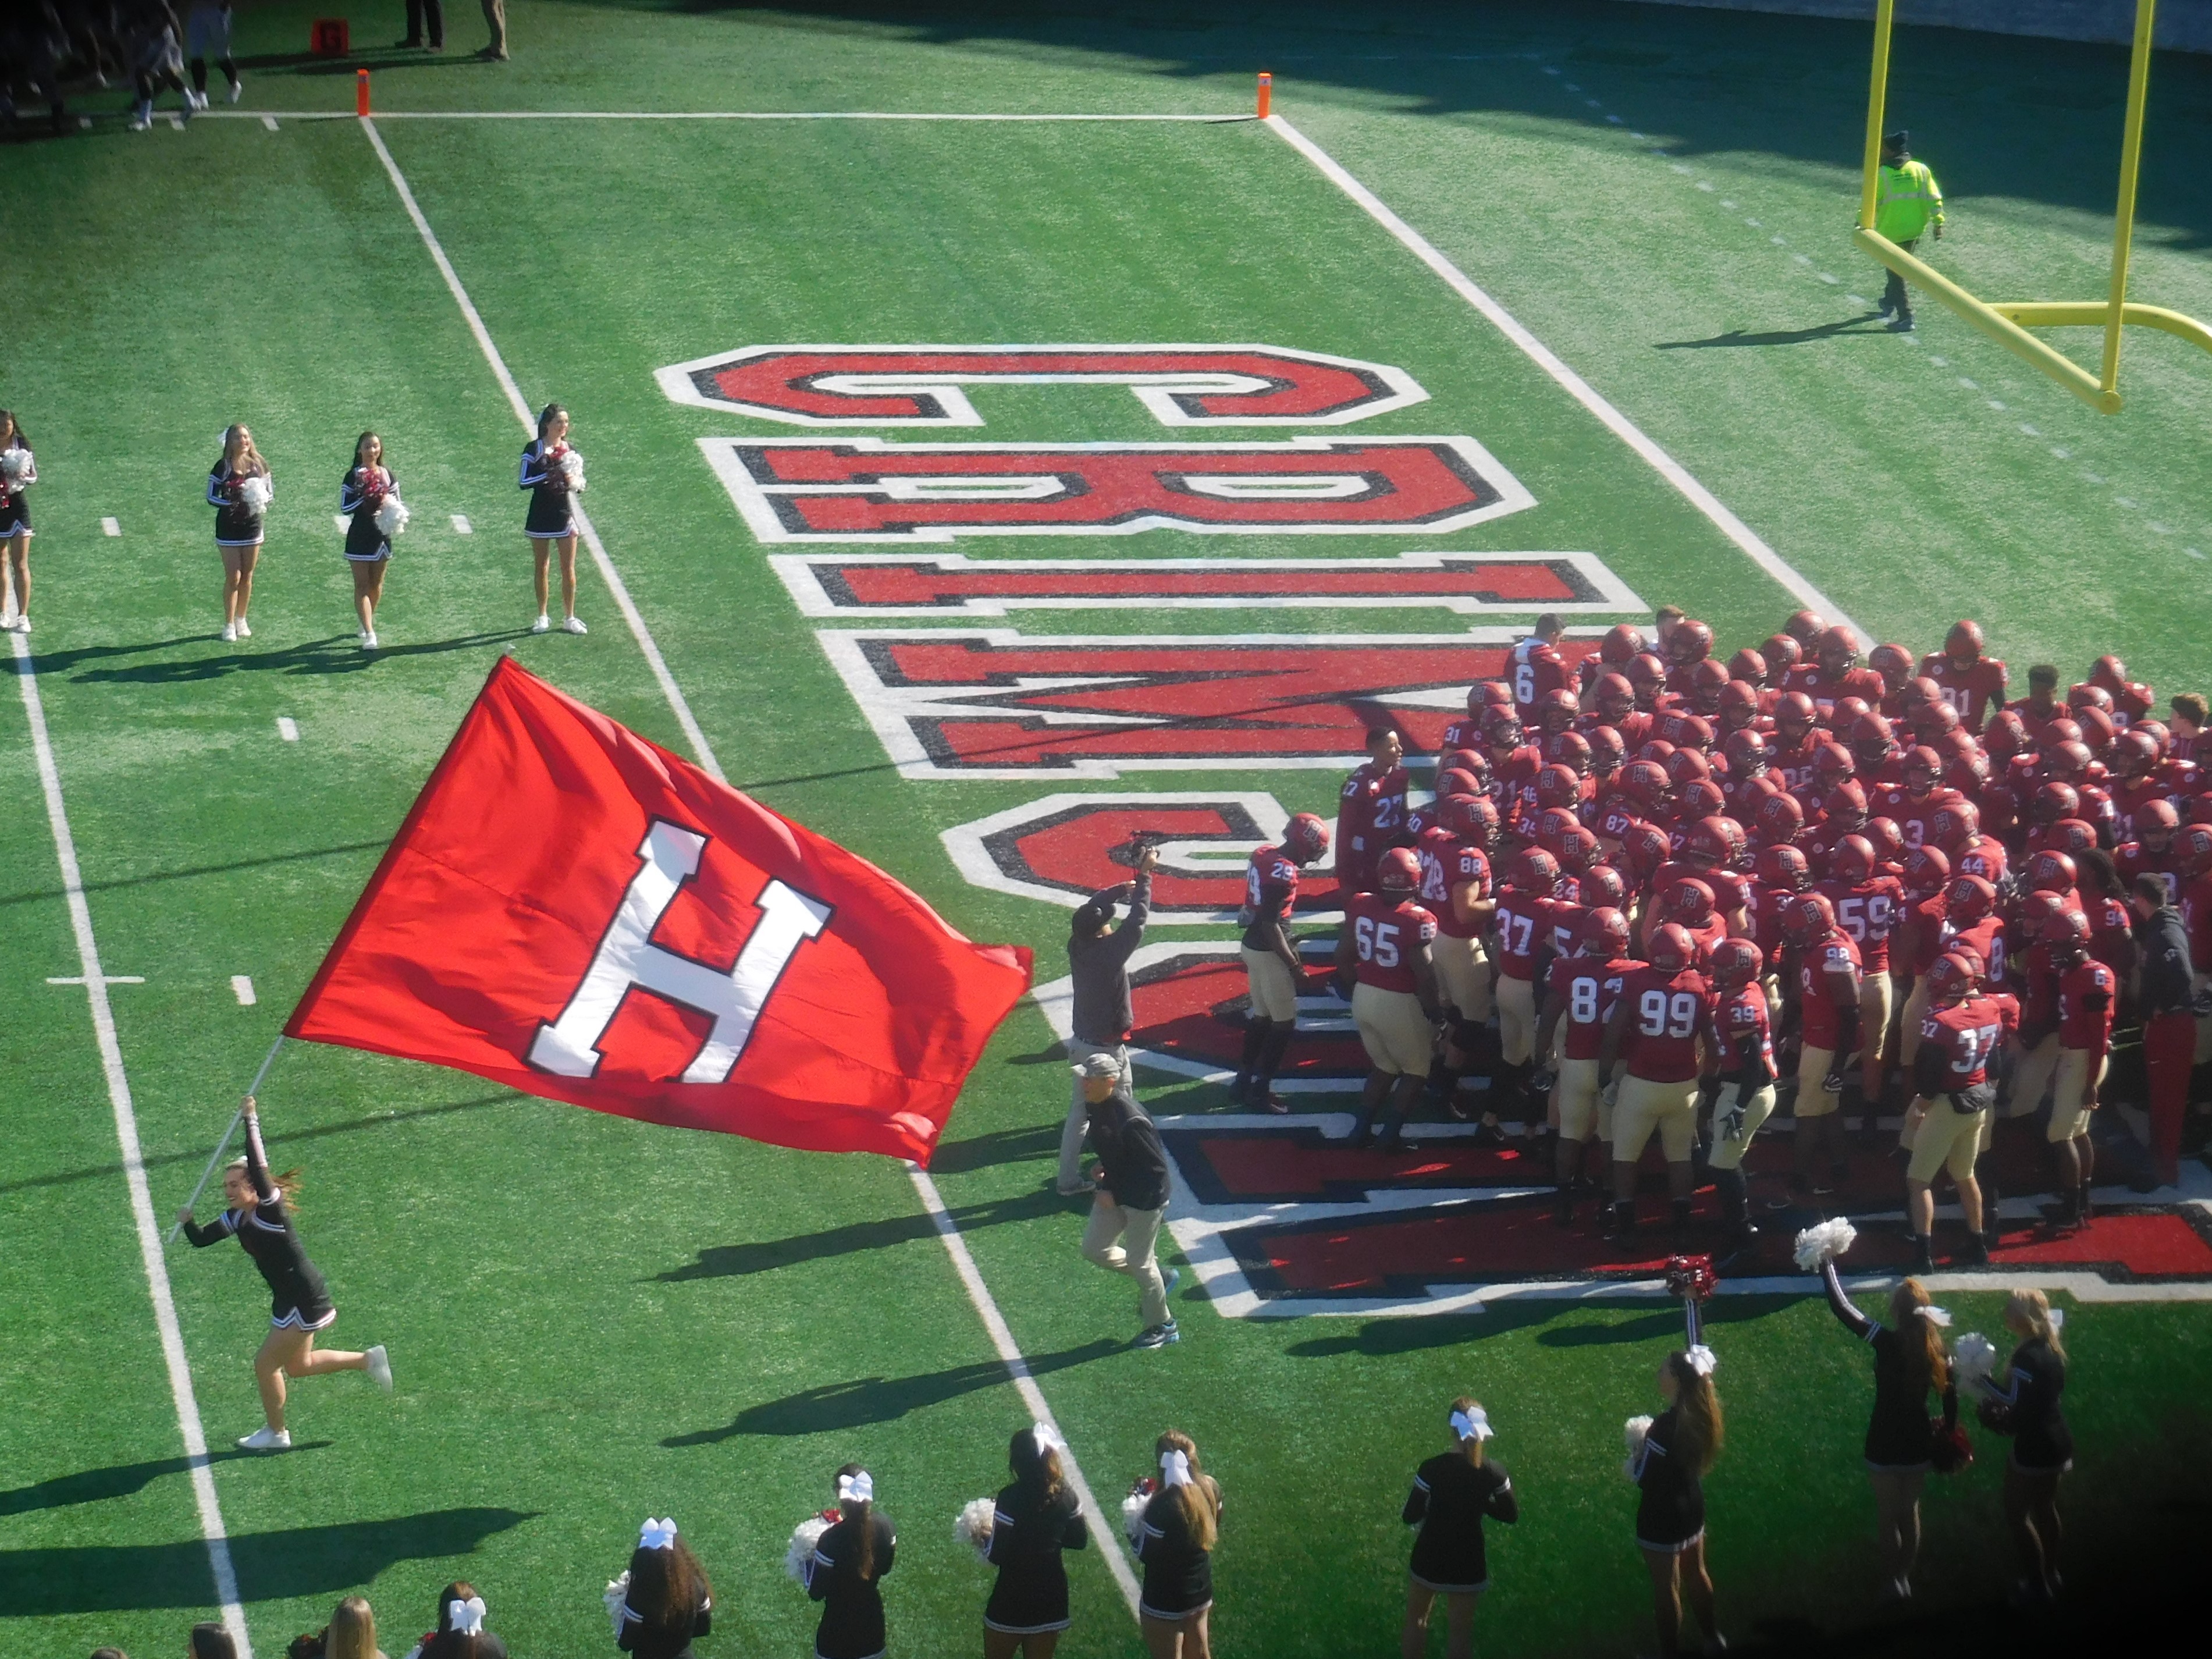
[1076,1052,1180,1350]
[2131,876,2203,1185]
[1059,850,1155,1194]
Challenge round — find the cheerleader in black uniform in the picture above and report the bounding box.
[983,1425,1089,1658]
[1136,1431,1222,1659]
[340,432,397,651]
[176,1097,390,1449]
[1627,1351,1723,1659]
[0,410,35,634]
[208,422,271,642]
[617,1519,713,1658]
[520,402,586,635]
[1976,1288,2073,1603]
[806,1465,897,1659]
[1400,1398,1518,1659]
[1821,1262,1958,1598]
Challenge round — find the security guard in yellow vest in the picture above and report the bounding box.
[1875,130,1944,332]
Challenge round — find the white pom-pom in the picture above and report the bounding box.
[1623,1414,1654,1481]
[954,1497,997,1561]
[602,1571,630,1639]
[374,495,410,538]
[2048,1308,2065,1333]
[1121,1489,1150,1547]
[1953,1331,1999,1389]
[238,473,272,511]
[784,1515,830,1585]
[559,448,586,492]
[0,447,27,484]
[1793,1217,1857,1272]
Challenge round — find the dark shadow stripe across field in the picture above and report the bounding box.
[0,1447,321,1516]
[56,628,535,683]
[653,1182,1071,1280]
[663,1340,1123,1443]
[1656,314,1890,349]
[0,836,390,912]
[0,1507,535,1615]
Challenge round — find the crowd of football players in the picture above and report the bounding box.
[1233,606,2211,1274]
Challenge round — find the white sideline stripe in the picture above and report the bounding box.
[48,974,145,986]
[360,113,1144,1621]
[10,631,254,1656]
[1263,113,1861,639]
[908,1167,1146,1617]
[276,716,299,742]
[102,516,122,537]
[230,975,257,1006]
[358,116,720,776]
[202,109,1241,122]
[450,513,472,534]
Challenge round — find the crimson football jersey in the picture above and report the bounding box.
[1816,874,1905,974]
[1616,964,1714,1082]
[1713,983,1776,1081]
[1870,783,1963,854]
[2057,958,2117,1057]
[1489,888,1555,982]
[1918,994,2011,1090]
[1795,929,1863,1047]
[1783,663,1887,720]
[1508,635,1574,726]
[1917,653,2008,729]
[1241,845,1301,948]
[1416,827,1490,939]
[1548,954,1635,1061]
[1336,761,1409,892]
[1344,891,1438,994]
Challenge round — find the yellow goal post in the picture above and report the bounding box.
[1855,0,2212,413]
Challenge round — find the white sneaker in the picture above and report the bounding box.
[365,1344,392,1392]
[228,79,244,105]
[13,616,27,635]
[237,1425,291,1451]
[235,619,251,638]
[220,623,237,642]
[0,612,15,631]
[129,111,152,132]
[531,613,551,634]
[562,615,588,635]
[361,630,378,651]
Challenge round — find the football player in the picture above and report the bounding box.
[1916,620,2009,730]
[1508,613,1576,726]
[1489,847,1564,1135]
[2043,911,2116,1231]
[1336,849,1441,1149]
[1416,794,1500,1134]
[1599,922,1714,1239]
[1335,727,1410,896]
[1232,812,1331,1113]
[1705,937,1777,1267]
[1532,907,1637,1226]
[1903,953,2008,1271]
[1783,626,1887,721]
[1785,892,1863,1195]
[1817,834,1906,1121]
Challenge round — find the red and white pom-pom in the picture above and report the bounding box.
[238,473,272,511]
[558,447,586,492]
[954,1497,997,1561]
[0,447,29,484]
[1121,1487,1152,1547]
[784,1515,831,1585]
[1953,1332,2000,1390]
[1793,1217,1858,1272]
[602,1570,630,1639]
[1622,1413,1654,1480]
[374,495,410,538]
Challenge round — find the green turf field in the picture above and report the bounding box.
[5,4,2212,1657]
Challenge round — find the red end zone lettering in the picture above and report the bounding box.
[770,551,1644,616]
[656,343,1428,427]
[698,436,1532,542]
[815,629,1589,779]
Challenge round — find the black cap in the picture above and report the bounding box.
[1073,898,1114,935]
[1883,129,1909,151]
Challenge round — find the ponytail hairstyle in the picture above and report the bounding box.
[1664,1351,1724,1476]
[324,1597,376,1659]
[0,409,25,448]
[625,1522,710,1639]
[223,422,267,478]
[1010,1424,1068,1510]
[1155,1430,1218,1553]
[1889,1277,1950,1394]
[227,1154,303,1212]
[190,1624,239,1659]
[835,1462,879,1580]
[1448,1395,1491,1466]
[2007,1287,2067,1363]
[536,402,568,441]
[426,1580,488,1659]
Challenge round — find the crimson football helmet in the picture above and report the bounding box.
[1829,834,1876,883]
[1925,951,1978,1003]
[1283,813,1331,861]
[1945,875,1998,925]
[1869,642,1915,689]
[1711,936,1763,989]
[1511,847,1562,892]
[1902,844,1950,897]
[1782,891,1838,947]
[1667,619,1715,666]
[1756,843,1811,892]
[1647,922,1697,973]
[1599,623,1646,666]
[1581,905,1632,956]
[1377,847,1421,891]
[1945,620,1985,663]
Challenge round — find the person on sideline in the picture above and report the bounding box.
[983,1424,1089,1658]
[1872,130,1944,332]
[2134,873,2206,1188]
[339,432,398,650]
[1400,1398,1518,1659]
[1077,1054,1180,1349]
[190,1626,237,1659]
[1904,954,2007,1270]
[617,1517,713,1658]
[0,409,35,633]
[2042,911,2115,1230]
[520,402,585,634]
[1061,842,1155,1195]
[405,1583,508,1659]
[1336,847,1442,1150]
[1706,937,1779,1266]
[208,422,270,642]
[397,0,445,50]
[1337,726,1410,897]
[1233,813,1330,1113]
[1820,1262,1958,1598]
[1136,1432,1222,1659]
[184,2,239,106]
[326,1598,387,1659]
[478,0,509,59]
[1628,1350,1723,1659]
[806,1465,897,1659]
[1974,1289,2073,1605]
[176,1097,392,1448]
[1599,923,1714,1241]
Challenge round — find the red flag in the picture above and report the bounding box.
[286,655,1032,1163]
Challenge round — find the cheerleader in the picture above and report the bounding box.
[983,1425,1089,1658]
[208,423,271,642]
[339,432,399,651]
[190,1625,238,1659]
[1400,1398,1518,1659]
[616,1518,713,1657]
[1627,1351,1722,1659]
[1975,1289,2072,1603]
[1135,1432,1222,1659]
[404,1582,508,1659]
[520,403,586,635]
[806,1465,897,1659]
[175,1097,391,1449]
[0,410,35,633]
[1821,1261,1957,1597]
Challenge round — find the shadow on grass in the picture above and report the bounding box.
[57,627,534,683]
[0,1446,332,1518]
[926,1123,1059,1175]
[664,1340,1123,1442]
[1656,314,1890,349]
[0,835,390,913]
[653,1183,1069,1280]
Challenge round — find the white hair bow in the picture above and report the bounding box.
[448,1597,486,1636]
[838,1470,876,1505]
[1449,1407,1493,1443]
[639,1517,678,1551]
[1032,1422,1065,1457]
[1915,1305,1954,1328]
[1686,1344,1718,1377]
[1160,1449,1193,1488]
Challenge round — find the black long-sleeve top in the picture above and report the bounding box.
[983,1481,1087,1633]
[1068,872,1151,1044]
[2135,904,2197,1015]
[1979,1336,2074,1473]
[1403,1454,1517,1591]
[805,1512,895,1659]
[182,1113,329,1315]
[1089,1095,1170,1212]
[1822,1262,1958,1468]
[1628,1406,1704,1550]
[616,1588,709,1659]
[1136,1482,1220,1619]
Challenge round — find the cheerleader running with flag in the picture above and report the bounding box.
[176,1097,390,1448]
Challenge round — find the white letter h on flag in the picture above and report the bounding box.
[529,820,833,1083]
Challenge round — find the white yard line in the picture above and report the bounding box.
[10,631,255,1657]
[207,108,1239,122]
[361,114,1146,1617]
[1263,113,1860,638]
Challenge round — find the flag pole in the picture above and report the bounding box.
[166,1034,287,1244]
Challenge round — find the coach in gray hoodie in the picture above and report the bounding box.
[1058,846,1156,1195]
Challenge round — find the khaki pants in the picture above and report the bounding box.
[1859,971,1894,1075]
[1898,976,1932,1067]
[1497,974,1538,1066]
[1061,1039,1127,1189]
[1906,1097,1985,1184]
[1796,1043,1841,1117]
[1352,983,1433,1076]
[1558,1056,1605,1141]
[1613,1073,1699,1163]
[2011,1035,2060,1121]
[1708,1080,1776,1171]
[1242,946,1300,1022]
[1432,932,1493,1022]
[1083,1196,1169,1327]
[2047,1050,2108,1143]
